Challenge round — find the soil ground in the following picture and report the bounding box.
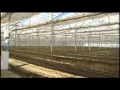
[9,46,119,78]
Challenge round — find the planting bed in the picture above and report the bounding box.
[9,46,119,78]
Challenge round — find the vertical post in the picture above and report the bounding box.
[29,17,31,47]
[39,30,41,46]
[69,23,71,47]
[14,31,16,47]
[65,32,66,60]
[32,29,33,46]
[16,30,18,47]
[2,13,12,70]
[109,37,111,49]
[65,32,66,46]
[101,33,102,48]
[104,36,106,49]
[99,32,100,50]
[88,28,91,50]
[88,33,89,50]
[38,29,40,47]
[82,36,84,50]
[97,37,99,49]
[18,34,20,47]
[51,13,54,60]
[37,29,38,47]
[75,16,77,60]
[26,30,27,47]
[75,29,77,59]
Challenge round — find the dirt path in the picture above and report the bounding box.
[1,70,21,78]
[9,58,85,78]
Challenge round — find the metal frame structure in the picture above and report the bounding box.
[1,12,119,55]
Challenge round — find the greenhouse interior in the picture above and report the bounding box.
[1,12,119,78]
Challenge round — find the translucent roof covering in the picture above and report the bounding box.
[1,12,119,41]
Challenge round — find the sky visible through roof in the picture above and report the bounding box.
[1,13,119,40]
